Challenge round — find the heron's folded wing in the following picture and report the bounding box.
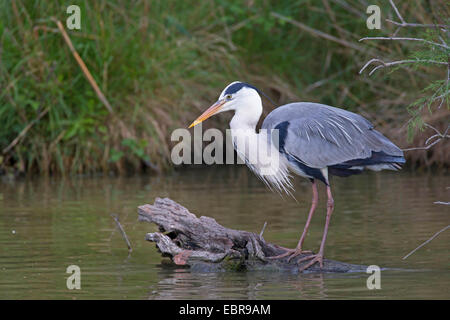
[268,107,403,169]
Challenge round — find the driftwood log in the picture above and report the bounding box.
[138,198,367,273]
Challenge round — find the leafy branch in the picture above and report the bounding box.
[359,0,449,144]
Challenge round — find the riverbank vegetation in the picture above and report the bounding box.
[1,0,448,176]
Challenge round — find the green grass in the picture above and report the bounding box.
[0,0,448,175]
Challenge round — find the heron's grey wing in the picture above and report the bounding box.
[262,102,403,169]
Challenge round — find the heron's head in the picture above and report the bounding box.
[189,81,263,128]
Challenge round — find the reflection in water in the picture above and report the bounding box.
[0,167,448,299]
[149,268,331,300]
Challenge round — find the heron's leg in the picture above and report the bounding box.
[297,185,334,271]
[285,180,319,260]
[267,180,318,260]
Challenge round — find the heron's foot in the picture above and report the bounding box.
[297,253,324,272]
[267,247,312,261]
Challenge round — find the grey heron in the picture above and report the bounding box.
[189,81,405,271]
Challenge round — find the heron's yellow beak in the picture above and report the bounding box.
[188,99,226,128]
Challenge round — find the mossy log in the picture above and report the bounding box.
[138,198,367,273]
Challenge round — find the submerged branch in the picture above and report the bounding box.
[138,198,368,273]
[402,225,449,260]
[112,214,133,253]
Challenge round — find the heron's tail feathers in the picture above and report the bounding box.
[329,151,405,176]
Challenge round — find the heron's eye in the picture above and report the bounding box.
[226,94,232,101]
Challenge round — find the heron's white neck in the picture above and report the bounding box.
[229,99,263,165]
[228,95,265,167]
[229,100,262,132]
[228,100,293,195]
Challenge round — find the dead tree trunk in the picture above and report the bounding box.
[138,198,367,273]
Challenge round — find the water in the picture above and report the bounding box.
[0,167,448,299]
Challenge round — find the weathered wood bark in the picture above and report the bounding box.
[138,198,367,273]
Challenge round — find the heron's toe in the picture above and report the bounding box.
[297,253,324,272]
[267,247,312,261]
[286,249,312,262]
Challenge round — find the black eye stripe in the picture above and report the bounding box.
[223,82,276,106]
[224,82,256,95]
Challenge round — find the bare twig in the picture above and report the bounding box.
[259,221,267,241]
[359,37,449,50]
[438,36,449,48]
[53,19,113,114]
[359,1,449,158]
[424,123,448,136]
[2,107,49,154]
[434,201,450,205]
[402,139,442,152]
[304,69,349,92]
[386,19,450,29]
[403,124,449,152]
[402,225,449,260]
[270,12,367,53]
[389,0,404,23]
[359,58,448,76]
[111,214,133,253]
[53,18,133,139]
[33,25,99,40]
[330,0,365,18]
[402,138,442,152]
[387,0,449,29]
[431,93,448,109]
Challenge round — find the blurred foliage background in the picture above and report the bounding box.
[0,0,448,175]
